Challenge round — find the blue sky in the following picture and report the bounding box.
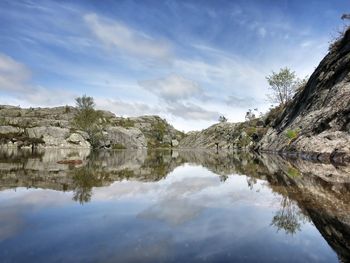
[0,0,348,131]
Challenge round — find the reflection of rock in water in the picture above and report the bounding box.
[260,154,350,262]
[177,150,270,179]
[1,148,350,260]
[0,148,90,191]
[0,149,180,193]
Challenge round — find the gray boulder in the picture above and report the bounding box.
[67,133,91,148]
[105,126,146,149]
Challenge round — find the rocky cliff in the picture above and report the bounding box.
[179,27,350,163]
[258,27,350,162]
[0,105,184,150]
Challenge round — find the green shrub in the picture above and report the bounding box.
[246,127,257,136]
[0,117,6,125]
[117,169,135,180]
[112,143,126,150]
[72,95,104,149]
[285,129,299,140]
[287,167,301,178]
[117,118,135,128]
[64,105,71,113]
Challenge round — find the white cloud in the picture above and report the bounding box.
[0,53,31,92]
[137,74,221,122]
[174,50,268,101]
[226,95,258,108]
[138,74,203,102]
[95,98,162,117]
[0,53,74,106]
[300,40,313,48]
[84,13,172,60]
[166,102,220,121]
[95,96,220,123]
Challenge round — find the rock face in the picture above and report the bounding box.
[104,126,146,149]
[179,120,267,150]
[130,116,184,148]
[101,115,184,148]
[0,106,183,149]
[66,133,91,148]
[259,27,350,161]
[179,122,239,149]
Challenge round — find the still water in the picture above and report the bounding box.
[0,149,349,262]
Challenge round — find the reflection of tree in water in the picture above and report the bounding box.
[247,177,257,190]
[219,175,228,182]
[71,155,111,204]
[271,196,308,235]
[72,167,100,204]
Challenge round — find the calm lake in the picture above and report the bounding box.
[0,149,349,262]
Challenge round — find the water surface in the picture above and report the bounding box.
[0,149,349,262]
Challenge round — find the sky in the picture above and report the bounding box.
[0,0,348,131]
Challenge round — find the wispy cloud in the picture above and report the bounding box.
[0,53,31,92]
[84,13,172,60]
[166,102,220,121]
[95,98,161,117]
[226,95,258,108]
[174,46,268,101]
[0,53,74,106]
[138,74,203,102]
[138,74,220,121]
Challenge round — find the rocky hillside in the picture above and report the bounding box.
[179,119,267,150]
[179,27,350,163]
[258,27,350,162]
[0,105,184,149]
